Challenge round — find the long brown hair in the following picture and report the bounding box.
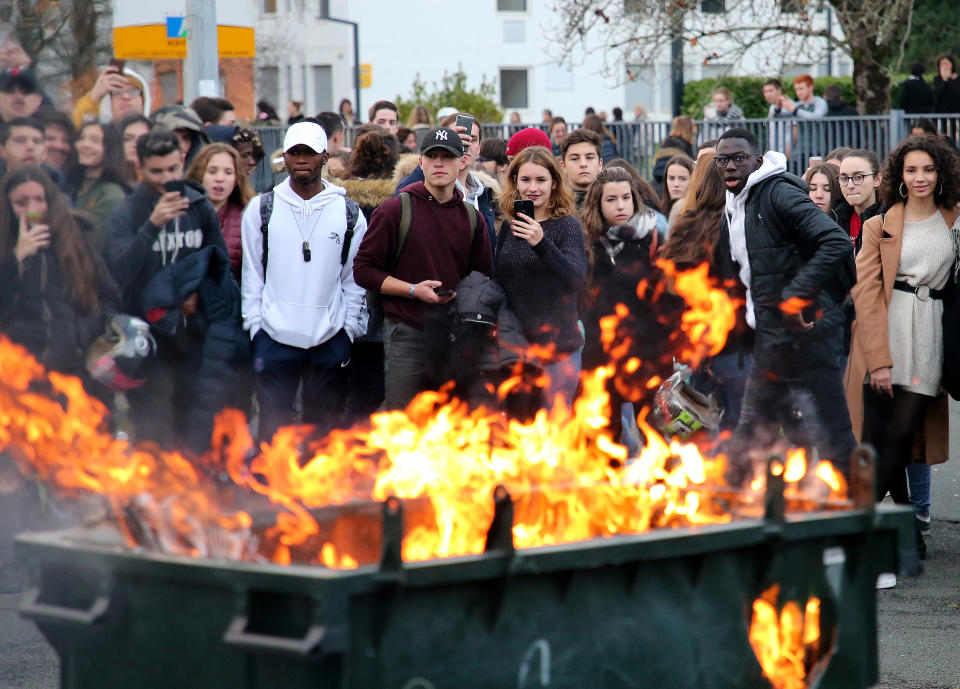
[580,166,644,240]
[186,143,255,209]
[668,116,696,146]
[502,146,573,222]
[660,154,694,215]
[660,153,726,268]
[0,165,100,311]
[582,114,616,145]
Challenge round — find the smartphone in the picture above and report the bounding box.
[513,199,535,220]
[108,57,126,72]
[808,156,822,167]
[163,180,186,195]
[455,113,475,134]
[434,288,455,297]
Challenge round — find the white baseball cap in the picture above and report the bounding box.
[283,121,328,154]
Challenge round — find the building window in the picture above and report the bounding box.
[700,0,724,12]
[263,0,276,13]
[497,0,526,11]
[500,69,528,109]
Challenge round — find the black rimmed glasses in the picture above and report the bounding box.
[715,153,754,167]
[838,173,875,186]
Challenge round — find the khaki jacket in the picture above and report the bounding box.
[843,203,958,464]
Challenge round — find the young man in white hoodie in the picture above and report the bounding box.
[716,128,856,485]
[241,121,368,441]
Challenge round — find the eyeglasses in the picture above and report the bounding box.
[715,154,753,167]
[111,88,141,99]
[838,173,875,186]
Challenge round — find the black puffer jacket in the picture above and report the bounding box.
[140,245,246,452]
[0,229,121,377]
[743,174,855,371]
[452,271,529,373]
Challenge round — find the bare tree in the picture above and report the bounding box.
[550,0,914,114]
[3,0,113,98]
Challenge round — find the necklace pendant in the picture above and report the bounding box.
[302,241,311,263]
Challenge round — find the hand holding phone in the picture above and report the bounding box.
[163,180,186,196]
[150,182,189,227]
[433,287,455,297]
[454,114,475,148]
[513,199,535,220]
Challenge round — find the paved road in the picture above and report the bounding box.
[2,406,960,688]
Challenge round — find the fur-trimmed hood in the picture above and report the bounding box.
[334,177,397,214]
[392,153,420,187]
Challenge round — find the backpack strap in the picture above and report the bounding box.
[389,191,414,272]
[341,197,360,267]
[463,200,478,241]
[259,190,274,278]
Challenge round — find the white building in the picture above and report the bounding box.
[253,0,853,123]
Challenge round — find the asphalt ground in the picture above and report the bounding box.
[1,406,959,688]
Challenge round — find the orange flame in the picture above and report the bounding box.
[779,297,812,316]
[749,585,823,689]
[0,256,849,568]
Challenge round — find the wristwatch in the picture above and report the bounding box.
[409,283,416,298]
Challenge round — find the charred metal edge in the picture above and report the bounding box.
[378,496,404,579]
[764,455,786,525]
[484,485,516,555]
[849,446,876,511]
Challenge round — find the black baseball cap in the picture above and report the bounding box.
[0,68,41,94]
[420,127,463,157]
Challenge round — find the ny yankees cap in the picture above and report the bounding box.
[283,121,328,154]
[420,127,464,157]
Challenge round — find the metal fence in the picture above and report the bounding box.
[248,110,960,188]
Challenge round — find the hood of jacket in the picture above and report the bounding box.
[274,176,347,219]
[336,177,396,211]
[97,67,152,123]
[392,153,421,187]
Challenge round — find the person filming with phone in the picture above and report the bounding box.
[106,128,229,451]
[354,126,491,410]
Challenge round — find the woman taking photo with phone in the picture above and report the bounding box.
[845,134,960,562]
[0,165,119,386]
[496,146,587,410]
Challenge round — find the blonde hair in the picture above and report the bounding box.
[502,146,574,222]
[187,143,255,208]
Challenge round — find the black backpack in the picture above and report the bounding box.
[258,190,361,277]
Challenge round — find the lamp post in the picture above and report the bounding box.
[183,0,220,102]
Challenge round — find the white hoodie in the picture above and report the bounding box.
[724,150,788,329]
[240,178,368,349]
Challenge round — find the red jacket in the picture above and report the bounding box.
[218,201,244,280]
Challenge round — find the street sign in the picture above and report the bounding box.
[359,64,372,89]
[112,2,254,60]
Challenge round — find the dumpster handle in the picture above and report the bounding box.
[223,616,337,657]
[19,588,110,626]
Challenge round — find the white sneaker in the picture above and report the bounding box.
[876,573,897,589]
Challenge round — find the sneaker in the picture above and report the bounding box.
[916,515,931,536]
[876,573,897,589]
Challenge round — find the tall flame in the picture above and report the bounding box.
[749,585,824,689]
[0,259,850,568]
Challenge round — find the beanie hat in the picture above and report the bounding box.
[506,127,552,157]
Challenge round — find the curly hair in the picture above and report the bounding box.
[879,134,960,210]
[349,130,399,179]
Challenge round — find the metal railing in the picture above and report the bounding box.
[247,110,960,188]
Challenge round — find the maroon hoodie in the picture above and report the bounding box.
[354,182,491,328]
[217,200,244,280]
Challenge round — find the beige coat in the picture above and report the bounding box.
[843,203,957,464]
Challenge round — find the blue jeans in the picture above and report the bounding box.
[907,463,931,519]
[542,349,582,411]
[727,364,856,484]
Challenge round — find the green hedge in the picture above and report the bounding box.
[682,75,908,118]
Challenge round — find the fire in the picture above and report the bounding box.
[779,297,812,316]
[0,259,850,569]
[749,585,825,689]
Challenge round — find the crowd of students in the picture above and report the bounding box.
[2,55,958,584]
